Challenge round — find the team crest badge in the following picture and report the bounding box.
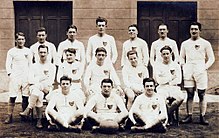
[152,104,157,110]
[103,41,107,46]
[195,45,200,50]
[69,101,74,106]
[72,69,77,74]
[104,70,109,76]
[107,104,113,109]
[138,72,142,78]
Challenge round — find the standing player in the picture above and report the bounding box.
[121,24,149,67]
[122,50,149,110]
[5,32,32,124]
[57,25,85,66]
[30,27,58,65]
[180,22,215,125]
[86,16,118,65]
[150,23,179,67]
[20,45,56,128]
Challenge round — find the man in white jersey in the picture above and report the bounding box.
[45,76,84,132]
[86,16,118,65]
[84,78,128,133]
[19,45,56,128]
[121,24,149,67]
[150,24,179,67]
[84,47,123,98]
[122,50,149,110]
[30,27,58,65]
[180,22,215,125]
[4,32,32,124]
[154,46,184,125]
[57,25,85,66]
[57,48,85,103]
[129,78,168,133]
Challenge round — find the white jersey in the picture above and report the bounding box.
[154,61,181,86]
[86,34,118,64]
[28,62,56,86]
[57,39,85,66]
[30,41,58,65]
[122,63,148,89]
[6,47,32,80]
[121,37,149,67]
[180,37,215,69]
[84,60,121,91]
[150,37,179,67]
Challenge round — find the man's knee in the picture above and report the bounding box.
[186,88,195,100]
[198,89,205,101]
[9,97,16,103]
[125,89,135,101]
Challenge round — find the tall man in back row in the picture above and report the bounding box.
[180,22,215,125]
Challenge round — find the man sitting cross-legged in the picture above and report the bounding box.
[84,78,128,133]
[20,45,56,128]
[129,78,168,133]
[45,76,84,132]
[153,45,184,125]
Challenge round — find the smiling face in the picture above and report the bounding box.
[128,26,138,40]
[144,81,155,97]
[66,51,75,63]
[37,31,47,44]
[158,25,168,39]
[190,25,200,40]
[128,53,138,67]
[16,35,25,48]
[67,28,77,41]
[161,49,171,64]
[96,21,107,35]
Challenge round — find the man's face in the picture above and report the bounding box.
[128,54,138,67]
[96,22,107,35]
[67,28,77,41]
[190,25,200,39]
[95,51,106,63]
[128,26,138,39]
[38,47,48,62]
[161,49,171,63]
[158,25,168,39]
[37,31,47,43]
[101,82,112,97]
[144,81,155,97]
[66,51,75,63]
[61,80,71,95]
[16,35,25,48]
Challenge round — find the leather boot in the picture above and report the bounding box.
[200,115,209,125]
[4,97,16,124]
[4,114,13,124]
[181,115,192,124]
[36,107,43,129]
[19,107,32,117]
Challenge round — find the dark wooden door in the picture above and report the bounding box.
[14,1,72,48]
[137,2,197,51]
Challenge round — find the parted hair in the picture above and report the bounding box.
[143,78,155,87]
[65,48,76,55]
[38,45,49,52]
[60,76,72,84]
[15,32,25,39]
[101,78,113,87]
[190,22,202,31]
[160,45,172,53]
[96,16,108,25]
[127,50,138,58]
[95,47,107,55]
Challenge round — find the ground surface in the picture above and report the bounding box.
[0,102,218,138]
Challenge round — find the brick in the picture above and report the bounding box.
[74,0,136,9]
[0,9,14,19]
[0,29,14,39]
[0,0,13,8]
[199,19,219,30]
[0,39,14,51]
[74,9,136,19]
[199,10,219,20]
[199,0,219,9]
[0,19,14,29]
[201,30,219,40]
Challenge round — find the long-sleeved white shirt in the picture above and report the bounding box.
[154,61,181,86]
[57,61,84,83]
[121,37,149,67]
[180,37,215,70]
[45,90,84,120]
[129,93,168,125]
[150,37,179,67]
[86,34,118,64]
[83,61,121,90]
[6,47,32,80]
[30,41,58,65]
[57,39,85,66]
[122,63,149,89]
[28,62,56,86]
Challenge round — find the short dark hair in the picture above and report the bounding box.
[15,32,25,39]
[128,24,138,31]
[65,48,76,55]
[160,45,172,53]
[36,27,47,34]
[38,45,49,52]
[143,78,155,87]
[190,22,202,31]
[66,24,77,32]
[96,16,107,25]
[158,23,169,29]
[101,78,113,87]
[60,76,72,84]
[95,47,107,55]
[127,50,138,58]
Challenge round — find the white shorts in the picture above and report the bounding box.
[9,78,29,97]
[183,64,208,89]
[98,112,118,121]
[156,85,184,101]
